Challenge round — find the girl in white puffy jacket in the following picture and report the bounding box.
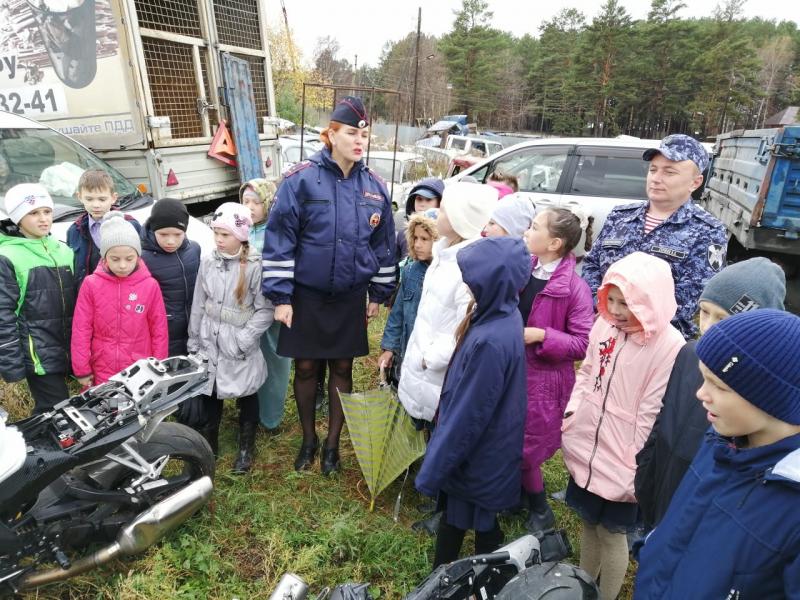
[398,182,497,425]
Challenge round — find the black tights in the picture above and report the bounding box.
[294,358,353,448]
[433,518,504,568]
[205,392,259,428]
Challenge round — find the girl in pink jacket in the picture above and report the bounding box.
[560,251,684,600]
[72,213,168,387]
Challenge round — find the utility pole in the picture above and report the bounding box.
[410,7,421,126]
[354,54,358,87]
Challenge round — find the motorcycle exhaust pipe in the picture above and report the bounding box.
[18,476,213,590]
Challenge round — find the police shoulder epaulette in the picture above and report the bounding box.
[366,167,386,185]
[692,204,723,226]
[615,201,642,212]
[285,160,313,177]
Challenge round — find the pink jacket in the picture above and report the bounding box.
[71,259,168,384]
[561,252,685,503]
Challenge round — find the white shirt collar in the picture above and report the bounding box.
[532,257,562,280]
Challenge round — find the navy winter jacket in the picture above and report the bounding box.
[139,224,201,356]
[635,431,800,599]
[261,148,396,305]
[415,237,530,513]
[67,211,141,289]
[635,340,706,529]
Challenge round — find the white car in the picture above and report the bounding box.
[447,136,667,259]
[366,150,431,208]
[0,111,214,253]
[278,135,324,175]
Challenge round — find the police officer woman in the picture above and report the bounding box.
[262,97,396,475]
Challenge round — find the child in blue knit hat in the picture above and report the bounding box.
[634,309,800,599]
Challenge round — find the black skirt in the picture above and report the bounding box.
[277,284,369,359]
[565,477,639,534]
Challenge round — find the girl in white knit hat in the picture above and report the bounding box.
[399,182,497,425]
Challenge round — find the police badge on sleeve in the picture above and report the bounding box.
[707,244,725,271]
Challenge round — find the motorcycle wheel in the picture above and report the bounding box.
[110,422,216,502]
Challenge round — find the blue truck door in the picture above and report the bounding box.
[762,125,800,238]
[221,53,264,183]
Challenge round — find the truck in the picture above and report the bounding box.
[699,126,800,279]
[0,0,281,205]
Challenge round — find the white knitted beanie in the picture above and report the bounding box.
[440,182,497,239]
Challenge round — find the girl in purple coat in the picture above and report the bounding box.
[519,207,594,534]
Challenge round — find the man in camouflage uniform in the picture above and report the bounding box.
[582,134,728,339]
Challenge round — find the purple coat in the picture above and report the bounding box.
[522,252,593,491]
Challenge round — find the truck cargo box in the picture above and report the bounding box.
[700,126,800,256]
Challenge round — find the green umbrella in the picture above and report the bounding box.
[339,378,426,511]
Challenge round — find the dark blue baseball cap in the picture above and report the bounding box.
[330,96,369,128]
[643,134,709,173]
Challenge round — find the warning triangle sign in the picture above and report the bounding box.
[208,120,238,167]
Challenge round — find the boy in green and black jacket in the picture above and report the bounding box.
[0,183,76,413]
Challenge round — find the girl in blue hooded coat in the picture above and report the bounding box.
[416,236,530,568]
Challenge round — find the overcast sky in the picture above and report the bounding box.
[267,0,800,67]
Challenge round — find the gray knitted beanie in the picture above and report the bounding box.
[100,212,141,256]
[699,257,785,315]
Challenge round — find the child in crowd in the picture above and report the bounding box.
[486,180,514,199]
[481,194,535,238]
[188,202,273,473]
[139,198,201,356]
[396,177,444,262]
[489,170,519,192]
[634,257,786,530]
[240,179,291,433]
[560,252,685,600]
[67,169,140,289]
[398,182,496,425]
[416,237,530,567]
[379,208,439,386]
[71,213,168,387]
[519,208,594,534]
[0,184,76,413]
[634,309,800,599]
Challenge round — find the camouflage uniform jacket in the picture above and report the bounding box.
[582,200,727,339]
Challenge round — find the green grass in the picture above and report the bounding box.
[1,311,635,599]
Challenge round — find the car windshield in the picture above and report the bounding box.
[368,158,405,183]
[0,126,137,217]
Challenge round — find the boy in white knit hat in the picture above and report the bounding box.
[0,183,76,413]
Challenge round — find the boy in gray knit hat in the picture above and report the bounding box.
[635,257,786,530]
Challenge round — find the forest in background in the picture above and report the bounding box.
[270,0,800,139]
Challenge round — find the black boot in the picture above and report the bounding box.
[411,511,442,536]
[232,421,257,474]
[199,424,219,459]
[294,434,319,471]
[525,491,556,535]
[320,440,340,476]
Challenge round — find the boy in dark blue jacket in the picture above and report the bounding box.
[139,198,201,356]
[67,169,140,288]
[635,257,786,529]
[415,237,530,568]
[634,309,800,599]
